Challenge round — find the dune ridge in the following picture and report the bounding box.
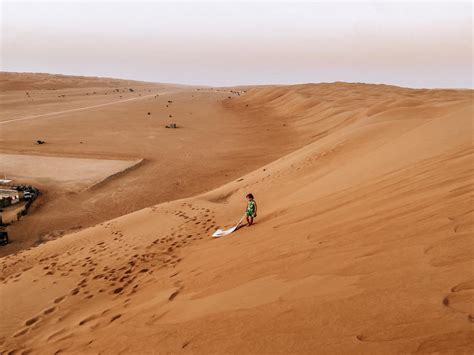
[0,72,180,91]
[0,73,304,256]
[0,78,473,353]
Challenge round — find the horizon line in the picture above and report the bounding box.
[2,70,473,91]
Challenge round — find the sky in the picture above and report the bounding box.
[1,1,472,88]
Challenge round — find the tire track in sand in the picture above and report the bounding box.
[0,91,176,125]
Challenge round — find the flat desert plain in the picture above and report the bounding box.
[0,72,473,354]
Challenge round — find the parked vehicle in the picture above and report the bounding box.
[0,228,9,245]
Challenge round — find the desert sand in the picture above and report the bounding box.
[0,73,473,354]
[0,73,302,255]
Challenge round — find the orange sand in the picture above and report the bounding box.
[0,73,472,353]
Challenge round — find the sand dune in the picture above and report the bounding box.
[0,73,302,255]
[0,74,473,353]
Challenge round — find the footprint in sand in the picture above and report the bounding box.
[46,328,69,342]
[13,327,30,338]
[79,315,99,326]
[168,289,181,301]
[43,307,57,315]
[53,296,67,303]
[443,279,474,319]
[25,316,41,327]
[110,314,122,323]
[182,340,191,348]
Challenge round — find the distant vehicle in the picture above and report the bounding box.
[0,229,9,245]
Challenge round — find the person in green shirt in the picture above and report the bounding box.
[245,193,257,226]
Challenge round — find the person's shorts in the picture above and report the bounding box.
[246,210,255,217]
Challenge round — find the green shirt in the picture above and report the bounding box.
[247,200,256,214]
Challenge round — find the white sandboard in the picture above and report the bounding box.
[212,217,244,238]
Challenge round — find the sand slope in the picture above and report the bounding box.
[0,73,305,256]
[1,81,473,353]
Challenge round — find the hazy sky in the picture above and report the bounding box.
[1,1,472,88]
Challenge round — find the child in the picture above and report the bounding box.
[245,193,257,226]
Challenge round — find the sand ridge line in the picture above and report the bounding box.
[84,158,146,192]
[0,91,176,125]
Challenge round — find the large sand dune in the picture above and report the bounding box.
[0,74,473,353]
[0,73,303,255]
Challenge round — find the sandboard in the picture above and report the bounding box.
[212,216,244,238]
